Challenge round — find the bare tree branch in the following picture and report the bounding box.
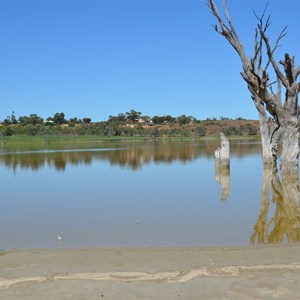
[293,65,300,79]
[252,28,263,72]
[274,76,282,108]
[279,54,295,86]
[253,1,268,23]
[266,79,282,113]
[222,0,242,46]
[207,0,247,62]
[259,25,288,86]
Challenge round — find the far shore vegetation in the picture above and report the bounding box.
[0,109,261,142]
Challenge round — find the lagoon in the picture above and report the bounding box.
[0,139,299,249]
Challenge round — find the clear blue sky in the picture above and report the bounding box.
[0,0,299,122]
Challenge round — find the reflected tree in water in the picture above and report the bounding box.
[251,165,300,244]
[0,140,262,173]
[1,140,261,172]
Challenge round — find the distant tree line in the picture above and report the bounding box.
[0,109,259,137]
[2,112,92,126]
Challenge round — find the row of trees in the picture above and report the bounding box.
[108,111,195,125]
[0,119,258,138]
[2,109,249,127]
[2,112,92,126]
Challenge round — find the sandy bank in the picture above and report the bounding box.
[1,243,300,299]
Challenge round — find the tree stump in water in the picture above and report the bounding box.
[215,133,230,202]
[215,132,230,167]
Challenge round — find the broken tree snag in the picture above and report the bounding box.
[215,132,230,202]
[215,132,230,167]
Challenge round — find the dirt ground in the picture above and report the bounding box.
[1,243,300,299]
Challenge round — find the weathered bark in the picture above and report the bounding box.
[279,115,299,173]
[258,111,274,164]
[251,90,277,164]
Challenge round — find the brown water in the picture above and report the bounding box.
[0,139,299,249]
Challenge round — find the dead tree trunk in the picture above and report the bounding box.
[258,38,300,171]
[214,132,230,166]
[253,94,274,164]
[259,113,273,164]
[208,0,300,171]
[279,115,299,173]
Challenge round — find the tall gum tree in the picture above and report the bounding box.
[207,0,300,173]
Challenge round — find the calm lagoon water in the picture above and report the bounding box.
[0,139,299,249]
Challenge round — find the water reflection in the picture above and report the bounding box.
[250,165,300,244]
[215,165,230,202]
[1,139,299,248]
[0,140,262,172]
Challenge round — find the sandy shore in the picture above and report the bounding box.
[1,243,300,299]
